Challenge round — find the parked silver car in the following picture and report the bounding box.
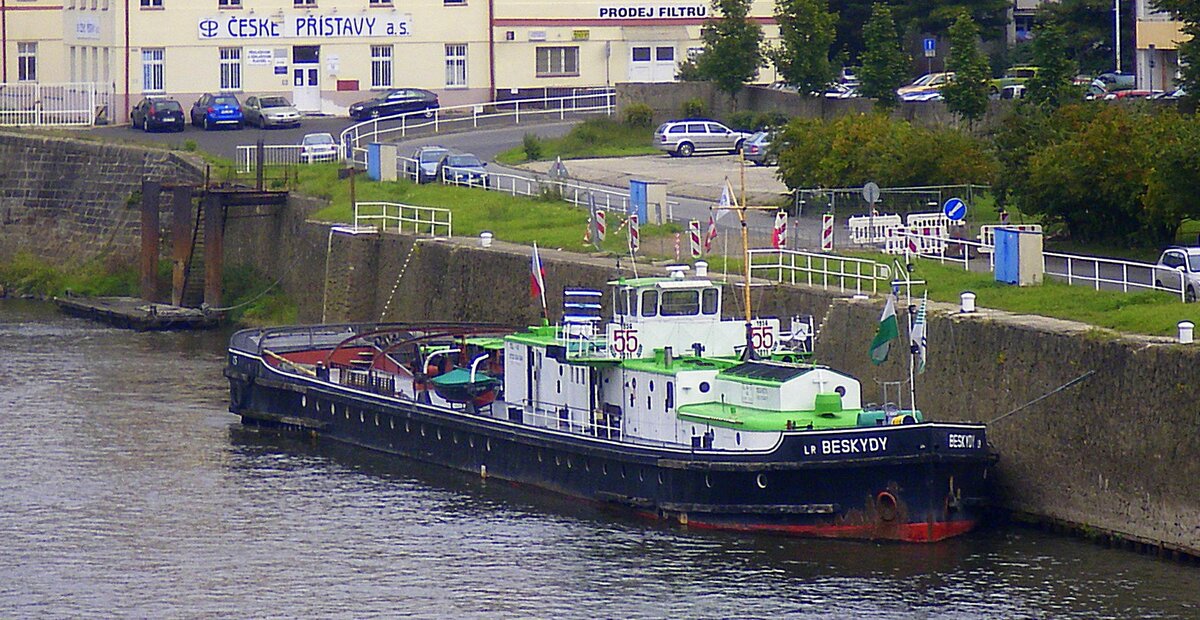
[243,95,301,129]
[742,131,776,166]
[411,145,451,183]
[1153,246,1200,302]
[654,119,749,157]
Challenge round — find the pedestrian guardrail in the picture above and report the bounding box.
[0,82,112,127]
[748,249,899,296]
[354,202,452,237]
[341,89,615,167]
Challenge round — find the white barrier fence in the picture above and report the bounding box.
[341,89,615,167]
[883,224,949,256]
[0,82,112,126]
[847,214,902,244]
[748,248,898,296]
[978,224,1043,252]
[236,144,345,172]
[354,202,452,237]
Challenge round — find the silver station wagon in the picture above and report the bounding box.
[654,119,749,157]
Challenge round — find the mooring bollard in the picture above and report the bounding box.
[695,261,708,277]
[480,231,493,248]
[1179,321,1194,344]
[961,291,977,313]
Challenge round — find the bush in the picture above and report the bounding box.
[728,111,757,132]
[681,98,706,118]
[522,133,544,161]
[623,103,654,128]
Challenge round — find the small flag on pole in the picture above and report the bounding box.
[772,211,788,249]
[531,242,547,312]
[910,292,928,374]
[869,290,899,365]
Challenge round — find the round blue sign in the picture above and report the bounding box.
[943,197,966,221]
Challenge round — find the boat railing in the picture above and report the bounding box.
[522,401,624,441]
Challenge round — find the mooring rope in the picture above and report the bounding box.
[988,369,1096,425]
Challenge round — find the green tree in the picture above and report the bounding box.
[1153,0,1200,98]
[894,0,1011,42]
[857,3,910,109]
[1040,0,1133,75]
[941,11,990,125]
[693,0,764,102]
[769,0,839,94]
[1024,19,1078,108]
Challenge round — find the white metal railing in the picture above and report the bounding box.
[340,88,615,167]
[354,201,452,237]
[748,248,897,296]
[236,144,344,172]
[0,82,112,126]
[394,155,678,220]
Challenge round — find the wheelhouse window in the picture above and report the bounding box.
[371,45,393,88]
[701,288,719,314]
[641,290,658,317]
[445,44,467,87]
[536,46,578,77]
[219,47,242,91]
[142,48,164,92]
[660,290,699,316]
[17,43,36,82]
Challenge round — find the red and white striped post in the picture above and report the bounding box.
[821,213,834,251]
[628,214,640,255]
[596,210,606,242]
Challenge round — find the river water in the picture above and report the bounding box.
[1,299,1197,619]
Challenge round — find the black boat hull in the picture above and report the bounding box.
[227,349,994,542]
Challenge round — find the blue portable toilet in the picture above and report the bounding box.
[367,143,382,181]
[994,227,1044,286]
[629,179,648,222]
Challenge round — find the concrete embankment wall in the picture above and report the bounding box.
[0,132,204,266]
[1,135,1197,558]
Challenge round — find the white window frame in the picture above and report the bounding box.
[142,48,164,92]
[536,46,578,77]
[220,47,242,91]
[371,45,393,88]
[445,44,467,88]
[140,0,162,7]
[219,0,243,7]
[18,42,37,82]
[294,0,317,7]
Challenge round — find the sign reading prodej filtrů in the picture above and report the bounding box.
[598,5,708,18]
[198,14,412,40]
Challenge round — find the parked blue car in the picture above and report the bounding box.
[436,153,489,188]
[190,93,244,130]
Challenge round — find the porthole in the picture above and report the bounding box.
[657,472,664,485]
[835,385,846,396]
[470,436,476,448]
[453,433,459,445]
[301,395,307,407]
[705,474,713,488]
[756,473,768,489]
[374,414,379,427]
[420,425,426,437]
[699,381,711,393]
[566,457,573,470]
[620,465,627,479]
[602,463,609,476]
[344,408,349,420]
[736,432,741,445]
[436,428,442,440]
[405,421,411,433]
[389,419,394,430]
[538,450,543,463]
[486,438,492,452]
[555,455,561,466]
[638,469,645,482]
[649,380,655,392]
[584,460,591,472]
[359,412,364,423]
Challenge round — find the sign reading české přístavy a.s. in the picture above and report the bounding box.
[198,14,412,40]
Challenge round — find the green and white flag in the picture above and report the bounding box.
[910,292,928,374]
[869,291,899,365]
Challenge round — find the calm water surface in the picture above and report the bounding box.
[1,299,1197,619]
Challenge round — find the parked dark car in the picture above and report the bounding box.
[242,95,301,128]
[436,152,488,187]
[130,97,185,133]
[411,145,451,183]
[190,93,244,130]
[348,88,439,121]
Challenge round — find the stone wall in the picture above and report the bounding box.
[616,82,1013,130]
[0,132,204,266]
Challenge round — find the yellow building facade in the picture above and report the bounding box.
[3,0,779,123]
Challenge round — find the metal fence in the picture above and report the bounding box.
[340,88,615,167]
[236,143,344,173]
[793,184,989,219]
[354,201,453,237]
[0,82,113,127]
[748,248,910,297]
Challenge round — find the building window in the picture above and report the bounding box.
[140,0,162,7]
[444,0,467,5]
[445,44,467,87]
[294,0,316,7]
[536,46,578,77]
[18,43,37,82]
[142,48,164,92]
[220,48,242,90]
[369,0,393,5]
[371,45,392,88]
[219,0,243,7]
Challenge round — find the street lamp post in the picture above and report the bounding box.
[1115,0,1121,73]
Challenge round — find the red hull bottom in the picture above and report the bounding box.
[679,518,978,543]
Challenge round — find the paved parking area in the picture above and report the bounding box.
[520,153,791,207]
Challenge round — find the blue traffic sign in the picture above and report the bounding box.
[943,197,966,221]
[924,38,936,53]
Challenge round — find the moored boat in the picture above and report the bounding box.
[225,266,995,543]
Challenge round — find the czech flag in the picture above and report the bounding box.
[531,242,547,310]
